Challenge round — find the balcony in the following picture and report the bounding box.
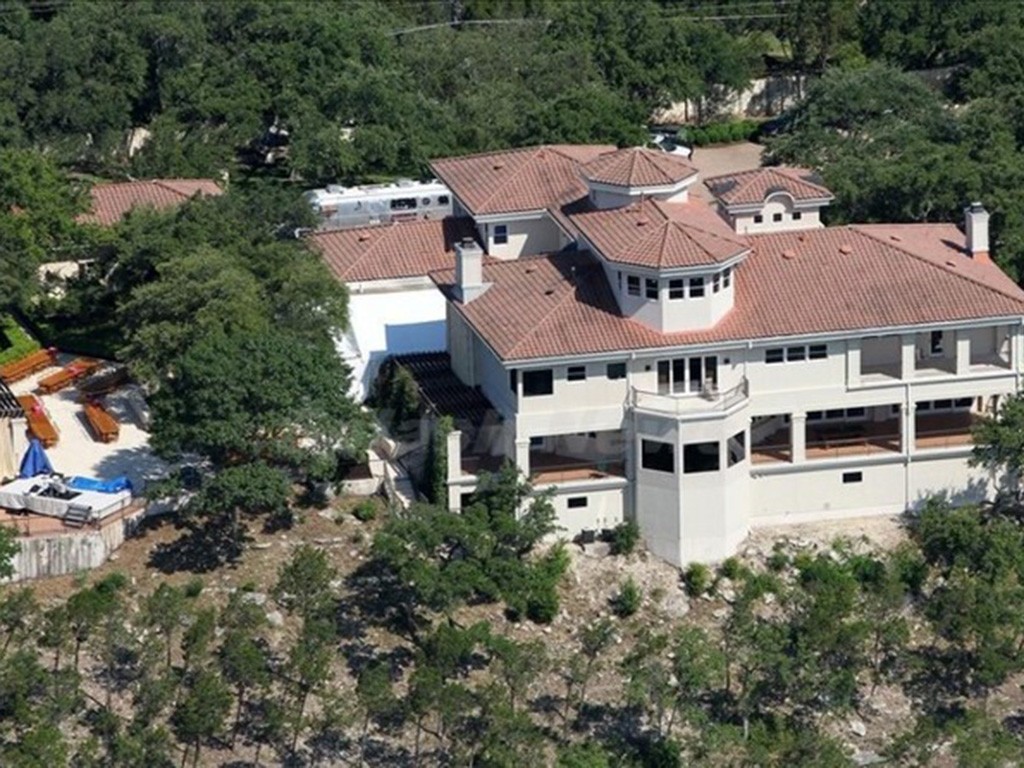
[529,452,626,484]
[916,411,977,451]
[630,378,749,417]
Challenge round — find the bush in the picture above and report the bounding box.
[767,548,790,572]
[614,577,642,617]
[352,499,378,522]
[610,520,641,555]
[184,577,204,598]
[719,556,746,580]
[0,315,41,366]
[683,563,712,597]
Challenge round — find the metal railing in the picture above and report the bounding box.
[630,377,749,416]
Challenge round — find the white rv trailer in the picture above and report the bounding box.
[305,179,453,230]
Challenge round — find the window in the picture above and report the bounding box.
[792,211,803,221]
[529,436,544,448]
[723,267,732,288]
[627,275,641,297]
[955,397,973,408]
[930,330,944,356]
[713,272,721,293]
[390,197,417,210]
[825,408,844,419]
[438,195,450,205]
[522,369,553,396]
[689,277,705,298]
[754,214,763,224]
[646,278,659,300]
[772,212,783,222]
[727,431,746,467]
[786,346,806,362]
[617,271,622,291]
[567,497,588,509]
[641,440,675,473]
[842,471,863,484]
[607,362,627,380]
[808,344,828,360]
[934,399,953,410]
[421,197,432,206]
[509,369,518,392]
[567,365,587,382]
[493,224,508,245]
[765,348,785,364]
[684,441,721,474]
[847,407,866,418]
[669,279,685,300]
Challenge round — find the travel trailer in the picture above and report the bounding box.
[305,179,453,230]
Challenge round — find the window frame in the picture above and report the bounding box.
[765,348,785,364]
[772,212,783,223]
[689,277,705,298]
[567,365,587,382]
[493,223,509,245]
[668,279,685,300]
[753,214,763,224]
[808,344,828,360]
[645,278,659,300]
[606,362,627,380]
[627,275,641,297]
[567,496,588,509]
[842,471,863,484]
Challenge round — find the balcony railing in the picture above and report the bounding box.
[630,377,749,416]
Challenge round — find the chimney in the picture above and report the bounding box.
[455,237,488,303]
[965,202,990,261]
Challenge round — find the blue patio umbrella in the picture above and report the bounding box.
[19,438,54,479]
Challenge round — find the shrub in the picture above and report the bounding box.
[184,577,204,598]
[0,315,41,366]
[683,563,712,597]
[614,577,642,617]
[767,548,790,572]
[352,499,378,522]
[691,128,709,146]
[719,556,746,580]
[610,520,641,555]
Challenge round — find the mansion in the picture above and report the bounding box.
[316,145,1024,566]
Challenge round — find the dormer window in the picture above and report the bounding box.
[713,273,721,293]
[723,267,732,288]
[773,213,783,223]
[627,275,640,296]
[792,211,802,221]
[754,214,763,224]
[493,224,508,245]
[645,279,659,300]
[669,279,685,300]
[689,277,705,298]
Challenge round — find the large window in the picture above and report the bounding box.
[641,440,675,473]
[766,344,827,364]
[669,279,685,300]
[493,224,509,245]
[689,277,705,298]
[684,441,721,473]
[727,431,746,466]
[522,369,553,397]
[930,330,944,356]
[646,278,659,300]
[607,362,627,380]
[656,356,717,394]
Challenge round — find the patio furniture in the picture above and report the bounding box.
[15,395,59,448]
[83,399,119,443]
[0,348,58,384]
[77,364,129,397]
[37,358,101,394]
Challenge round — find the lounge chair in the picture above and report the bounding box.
[83,399,119,443]
[0,348,58,384]
[38,358,101,394]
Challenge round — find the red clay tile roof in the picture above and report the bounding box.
[433,226,1024,361]
[430,144,615,216]
[313,217,479,283]
[580,147,697,188]
[79,179,222,226]
[703,166,833,206]
[570,198,750,269]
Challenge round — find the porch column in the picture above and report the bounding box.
[900,333,916,380]
[955,330,971,376]
[847,338,861,388]
[791,412,807,463]
[515,437,531,479]
[901,403,916,456]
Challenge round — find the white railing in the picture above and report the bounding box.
[630,378,749,416]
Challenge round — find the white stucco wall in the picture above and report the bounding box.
[343,279,448,401]
[479,216,565,259]
[729,195,823,235]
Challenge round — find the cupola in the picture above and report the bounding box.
[580,147,698,210]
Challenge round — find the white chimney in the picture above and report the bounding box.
[965,202,990,260]
[455,238,488,303]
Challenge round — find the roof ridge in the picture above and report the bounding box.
[151,179,193,199]
[853,226,1024,306]
[472,145,564,213]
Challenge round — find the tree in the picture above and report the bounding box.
[0,588,36,659]
[284,618,335,755]
[0,525,18,581]
[181,607,217,675]
[972,393,1024,496]
[171,669,232,768]
[219,627,269,747]
[142,583,188,669]
[272,544,337,623]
